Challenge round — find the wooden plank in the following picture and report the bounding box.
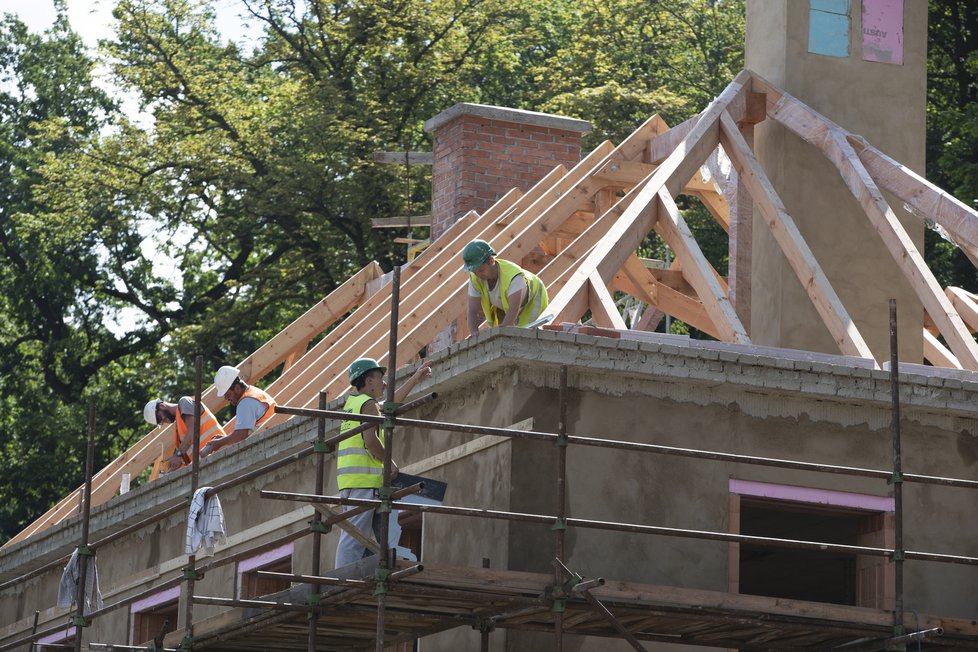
[592,159,724,195]
[691,189,730,233]
[548,73,750,328]
[265,161,573,413]
[922,329,961,369]
[654,189,749,343]
[946,286,978,333]
[5,262,385,547]
[312,504,380,553]
[848,135,978,267]
[587,273,628,329]
[820,128,978,369]
[618,256,721,338]
[371,151,434,165]
[371,216,432,229]
[717,110,876,362]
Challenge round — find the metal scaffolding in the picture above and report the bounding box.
[4,277,978,651]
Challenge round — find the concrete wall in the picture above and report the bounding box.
[5,330,978,650]
[746,0,927,362]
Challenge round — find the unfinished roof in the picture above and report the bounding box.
[9,68,978,551]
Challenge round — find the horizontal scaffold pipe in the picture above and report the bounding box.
[260,491,978,568]
[0,399,436,596]
[284,404,978,491]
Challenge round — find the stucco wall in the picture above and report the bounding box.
[4,330,978,650]
[746,0,927,362]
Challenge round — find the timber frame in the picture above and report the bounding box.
[8,69,978,585]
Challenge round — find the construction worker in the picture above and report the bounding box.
[203,366,277,457]
[142,398,228,472]
[335,357,431,568]
[462,239,549,339]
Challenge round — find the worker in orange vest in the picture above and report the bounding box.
[203,366,278,457]
[142,398,227,472]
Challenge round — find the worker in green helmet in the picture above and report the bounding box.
[334,356,431,567]
[462,239,549,339]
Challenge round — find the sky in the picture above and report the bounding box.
[0,0,263,334]
[0,0,261,49]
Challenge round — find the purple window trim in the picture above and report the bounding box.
[729,478,894,512]
[130,585,181,614]
[37,627,76,645]
[238,542,294,575]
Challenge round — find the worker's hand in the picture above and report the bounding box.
[165,454,184,473]
[200,443,213,459]
[415,360,432,379]
[387,461,399,481]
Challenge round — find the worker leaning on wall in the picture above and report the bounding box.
[202,365,277,457]
[462,239,549,338]
[142,397,228,472]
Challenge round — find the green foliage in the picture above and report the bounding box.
[927,0,978,293]
[0,0,771,543]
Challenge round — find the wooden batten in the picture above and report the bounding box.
[717,110,875,362]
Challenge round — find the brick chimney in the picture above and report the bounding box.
[424,104,591,240]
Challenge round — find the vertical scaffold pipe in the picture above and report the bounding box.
[376,265,401,651]
[308,390,328,651]
[72,405,96,652]
[554,365,569,652]
[181,355,204,651]
[889,300,905,641]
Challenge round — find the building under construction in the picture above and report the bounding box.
[4,2,978,650]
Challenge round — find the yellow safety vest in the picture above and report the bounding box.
[240,385,276,429]
[174,400,227,460]
[337,393,384,490]
[470,258,548,327]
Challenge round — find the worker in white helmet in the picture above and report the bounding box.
[142,397,228,472]
[202,366,277,458]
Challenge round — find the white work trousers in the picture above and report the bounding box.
[335,488,381,568]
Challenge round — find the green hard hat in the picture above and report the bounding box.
[462,239,495,271]
[348,358,386,384]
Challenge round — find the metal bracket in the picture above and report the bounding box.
[307,592,321,606]
[888,470,904,485]
[555,433,569,448]
[473,616,496,634]
[313,439,333,454]
[75,545,93,557]
[308,519,331,534]
[382,401,400,430]
[551,518,567,531]
[179,634,194,651]
[551,598,566,614]
[181,566,203,581]
[69,615,90,627]
[373,566,391,596]
[890,549,905,562]
[377,486,394,514]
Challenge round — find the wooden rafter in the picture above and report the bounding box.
[922,329,961,369]
[717,110,875,362]
[655,189,749,343]
[587,272,628,329]
[548,72,751,326]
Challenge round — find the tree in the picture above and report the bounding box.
[0,0,752,543]
[926,0,978,292]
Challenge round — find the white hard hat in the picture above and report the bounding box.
[215,365,240,395]
[143,399,161,425]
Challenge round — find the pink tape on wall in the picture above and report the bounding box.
[862,0,904,65]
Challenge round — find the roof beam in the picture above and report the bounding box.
[718,110,875,362]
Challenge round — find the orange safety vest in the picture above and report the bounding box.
[240,385,277,429]
[174,401,227,459]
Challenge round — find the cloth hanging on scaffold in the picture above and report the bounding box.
[185,486,226,554]
[57,547,103,614]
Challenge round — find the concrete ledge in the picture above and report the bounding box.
[424,103,592,134]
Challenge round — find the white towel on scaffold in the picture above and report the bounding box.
[185,486,226,554]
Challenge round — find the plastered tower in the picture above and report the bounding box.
[746,0,926,361]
